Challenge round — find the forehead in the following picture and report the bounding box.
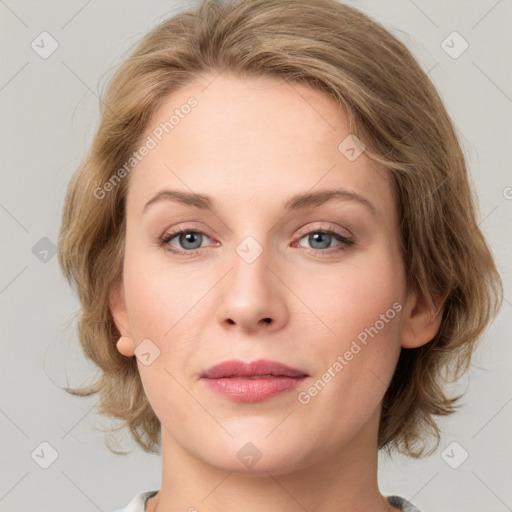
[126,73,394,220]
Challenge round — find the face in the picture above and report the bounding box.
[110,73,425,475]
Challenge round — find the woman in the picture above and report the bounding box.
[57,1,502,511]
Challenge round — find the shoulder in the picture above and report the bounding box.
[111,490,159,512]
[387,495,423,512]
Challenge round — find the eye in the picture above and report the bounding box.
[295,228,354,255]
[158,226,354,257]
[159,229,215,255]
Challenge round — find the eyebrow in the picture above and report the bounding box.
[143,188,377,216]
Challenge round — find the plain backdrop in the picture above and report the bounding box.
[1,1,511,511]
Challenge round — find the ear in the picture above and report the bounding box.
[109,281,135,357]
[400,288,445,349]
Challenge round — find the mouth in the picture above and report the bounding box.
[201,358,309,379]
[201,359,309,402]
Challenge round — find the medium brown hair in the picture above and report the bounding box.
[58,0,502,457]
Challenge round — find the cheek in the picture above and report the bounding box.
[295,248,405,344]
[122,246,198,339]
[124,275,170,339]
[121,250,200,419]
[293,245,405,401]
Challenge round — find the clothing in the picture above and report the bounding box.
[387,495,422,511]
[111,491,157,512]
[112,490,422,511]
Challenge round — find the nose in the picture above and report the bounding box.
[215,243,289,334]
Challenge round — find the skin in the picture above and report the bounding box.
[110,73,442,512]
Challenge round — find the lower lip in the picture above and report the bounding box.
[202,376,307,402]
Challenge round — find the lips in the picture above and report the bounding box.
[201,359,309,402]
[201,359,308,379]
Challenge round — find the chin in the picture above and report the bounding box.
[193,434,313,476]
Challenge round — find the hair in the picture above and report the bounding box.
[58,0,502,458]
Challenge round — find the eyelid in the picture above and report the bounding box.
[292,224,354,256]
[159,224,217,252]
[159,222,354,256]
[294,222,353,240]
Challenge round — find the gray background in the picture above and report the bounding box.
[1,0,511,511]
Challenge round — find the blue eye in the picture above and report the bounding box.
[159,227,354,256]
[296,229,354,254]
[159,230,211,254]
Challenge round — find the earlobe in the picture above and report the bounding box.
[116,335,135,357]
[400,290,445,349]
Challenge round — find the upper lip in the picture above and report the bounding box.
[201,359,309,379]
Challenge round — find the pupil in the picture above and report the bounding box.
[181,232,201,249]
[311,232,330,249]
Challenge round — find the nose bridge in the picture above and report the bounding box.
[230,234,273,298]
[215,232,287,330]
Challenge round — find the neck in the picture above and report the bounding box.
[147,409,397,512]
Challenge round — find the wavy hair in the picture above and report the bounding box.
[58,0,502,457]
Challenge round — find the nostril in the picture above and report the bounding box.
[263,318,272,323]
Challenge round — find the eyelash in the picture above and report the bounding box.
[158,226,354,257]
